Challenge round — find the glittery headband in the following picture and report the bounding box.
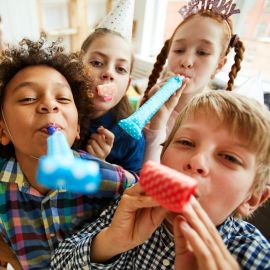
[179,0,240,20]
[179,0,240,47]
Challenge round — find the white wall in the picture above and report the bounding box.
[0,0,40,44]
[133,0,167,57]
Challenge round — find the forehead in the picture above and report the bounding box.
[85,34,132,61]
[5,65,69,93]
[178,109,251,146]
[173,16,224,46]
[179,110,223,131]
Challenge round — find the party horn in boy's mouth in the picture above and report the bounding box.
[118,76,183,140]
[37,127,101,193]
[139,161,197,212]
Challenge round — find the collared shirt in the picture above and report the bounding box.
[89,111,145,173]
[0,151,136,270]
[51,200,270,270]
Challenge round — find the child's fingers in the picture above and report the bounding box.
[90,133,106,145]
[86,144,95,155]
[182,200,227,265]
[181,198,240,269]
[97,127,115,146]
[179,221,219,270]
[87,130,114,159]
[124,182,146,196]
[179,220,239,270]
[187,197,232,258]
[87,139,106,159]
[173,216,189,254]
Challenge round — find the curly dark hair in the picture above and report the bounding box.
[0,35,94,157]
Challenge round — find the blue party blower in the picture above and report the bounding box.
[118,76,183,139]
[37,129,101,193]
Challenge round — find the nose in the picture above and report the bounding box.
[180,53,194,69]
[184,152,209,176]
[37,99,59,114]
[101,66,114,81]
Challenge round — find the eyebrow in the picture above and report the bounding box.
[173,38,215,47]
[176,127,250,149]
[12,81,71,93]
[89,51,130,63]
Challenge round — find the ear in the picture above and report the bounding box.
[211,57,227,80]
[76,124,80,140]
[0,120,11,145]
[237,186,270,217]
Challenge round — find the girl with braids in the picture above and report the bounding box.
[0,36,136,269]
[143,0,245,163]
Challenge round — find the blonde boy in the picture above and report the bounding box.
[52,91,270,270]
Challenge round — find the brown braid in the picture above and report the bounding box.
[226,38,245,91]
[140,39,170,105]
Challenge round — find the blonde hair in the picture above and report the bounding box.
[162,91,270,194]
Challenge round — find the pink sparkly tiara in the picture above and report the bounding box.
[179,0,240,20]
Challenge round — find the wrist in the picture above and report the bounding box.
[90,227,125,263]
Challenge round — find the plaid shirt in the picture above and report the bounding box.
[51,200,270,270]
[0,151,136,270]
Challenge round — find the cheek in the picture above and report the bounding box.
[116,79,129,98]
[167,57,178,73]
[161,149,181,170]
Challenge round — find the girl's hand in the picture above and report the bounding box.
[147,73,188,130]
[86,126,114,160]
[91,183,168,262]
[0,237,22,270]
[173,197,240,270]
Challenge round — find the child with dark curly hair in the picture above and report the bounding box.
[0,35,136,270]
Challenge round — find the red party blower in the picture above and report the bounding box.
[139,161,198,212]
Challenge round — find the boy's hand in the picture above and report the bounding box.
[0,236,22,270]
[173,197,240,270]
[91,183,168,263]
[86,126,114,160]
[147,73,188,130]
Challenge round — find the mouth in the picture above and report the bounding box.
[96,83,116,102]
[178,73,192,80]
[40,123,62,135]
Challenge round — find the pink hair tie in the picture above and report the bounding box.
[230,34,239,48]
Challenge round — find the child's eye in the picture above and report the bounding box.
[19,97,36,103]
[57,97,72,104]
[197,50,210,56]
[89,60,103,68]
[116,66,128,74]
[174,49,185,54]
[175,139,194,147]
[218,153,242,165]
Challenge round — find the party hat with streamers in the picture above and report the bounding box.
[97,0,135,41]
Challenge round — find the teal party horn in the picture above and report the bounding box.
[118,76,183,139]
